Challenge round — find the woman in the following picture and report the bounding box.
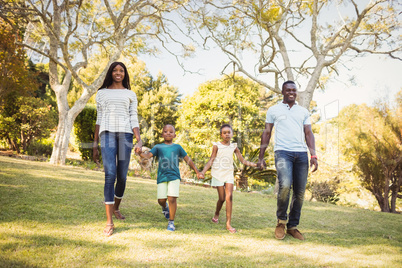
[93,62,142,236]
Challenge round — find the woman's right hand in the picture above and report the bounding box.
[93,143,99,164]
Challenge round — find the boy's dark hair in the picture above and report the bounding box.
[163,124,176,132]
[282,80,296,91]
[220,124,233,134]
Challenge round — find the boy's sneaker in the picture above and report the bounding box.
[162,204,170,220]
[167,220,175,231]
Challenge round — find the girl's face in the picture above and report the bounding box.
[220,127,233,142]
[112,64,125,84]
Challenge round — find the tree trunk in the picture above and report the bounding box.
[49,84,94,165]
[383,175,391,212]
[373,193,387,212]
[49,111,74,165]
[238,174,248,190]
[390,190,397,213]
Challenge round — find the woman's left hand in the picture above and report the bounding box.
[134,140,143,155]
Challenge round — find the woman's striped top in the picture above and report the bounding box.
[95,88,140,135]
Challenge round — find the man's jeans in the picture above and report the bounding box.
[274,150,309,228]
[101,131,133,204]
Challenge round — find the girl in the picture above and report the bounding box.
[93,62,142,236]
[201,124,256,233]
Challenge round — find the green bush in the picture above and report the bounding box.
[26,138,54,157]
[74,105,100,161]
[308,179,340,204]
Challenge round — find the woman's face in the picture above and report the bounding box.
[112,64,125,84]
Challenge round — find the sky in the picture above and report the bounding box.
[140,48,402,121]
[138,1,401,123]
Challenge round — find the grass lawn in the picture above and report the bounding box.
[0,156,401,267]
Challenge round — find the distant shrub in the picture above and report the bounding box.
[309,179,340,204]
[26,138,54,157]
[74,105,101,161]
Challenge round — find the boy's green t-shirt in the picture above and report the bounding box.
[150,143,187,184]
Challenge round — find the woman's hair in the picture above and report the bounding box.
[98,62,131,90]
[220,124,233,134]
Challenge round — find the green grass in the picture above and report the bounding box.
[0,156,401,267]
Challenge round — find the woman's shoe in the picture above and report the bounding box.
[113,210,126,220]
[211,217,219,223]
[104,224,114,237]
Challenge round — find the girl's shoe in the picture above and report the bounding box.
[104,224,114,237]
[227,227,237,233]
[211,217,219,223]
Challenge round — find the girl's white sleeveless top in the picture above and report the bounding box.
[211,142,237,182]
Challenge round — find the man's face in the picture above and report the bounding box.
[282,83,297,103]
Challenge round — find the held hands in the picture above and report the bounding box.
[197,172,205,180]
[134,140,143,155]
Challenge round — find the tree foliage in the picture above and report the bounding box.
[0,18,34,103]
[0,0,192,164]
[0,18,56,153]
[177,75,278,170]
[341,100,402,213]
[0,96,57,153]
[184,0,402,108]
[137,73,181,148]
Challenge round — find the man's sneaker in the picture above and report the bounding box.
[275,222,286,240]
[167,220,175,231]
[162,204,170,220]
[287,229,305,240]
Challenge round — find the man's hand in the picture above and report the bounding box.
[310,158,318,172]
[257,158,267,170]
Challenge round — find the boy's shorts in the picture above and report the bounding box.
[211,177,234,187]
[157,179,180,199]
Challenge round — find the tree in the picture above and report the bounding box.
[341,101,402,213]
[0,18,34,104]
[0,0,191,164]
[137,73,181,148]
[0,18,56,152]
[0,96,57,153]
[177,75,278,173]
[185,0,402,108]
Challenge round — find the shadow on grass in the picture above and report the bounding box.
[1,156,401,259]
[0,232,121,267]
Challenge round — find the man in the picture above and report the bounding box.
[258,81,318,240]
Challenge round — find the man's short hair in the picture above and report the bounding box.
[282,80,296,90]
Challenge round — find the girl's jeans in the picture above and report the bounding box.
[101,131,133,204]
[274,150,309,229]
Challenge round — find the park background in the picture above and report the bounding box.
[0,0,401,267]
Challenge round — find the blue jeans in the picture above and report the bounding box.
[101,132,133,204]
[274,150,309,228]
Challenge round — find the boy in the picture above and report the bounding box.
[140,124,203,231]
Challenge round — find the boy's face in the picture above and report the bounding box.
[162,125,176,142]
[220,127,233,142]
